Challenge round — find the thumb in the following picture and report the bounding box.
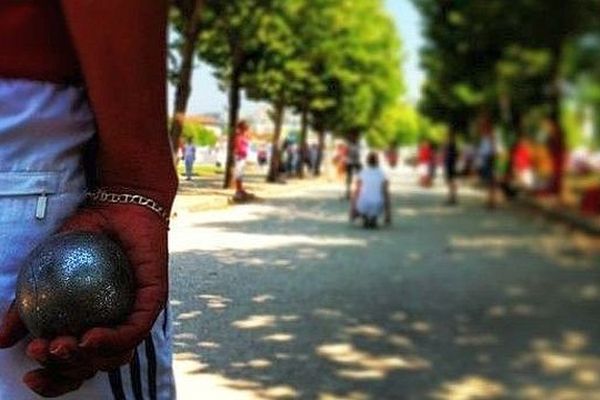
[0,300,28,348]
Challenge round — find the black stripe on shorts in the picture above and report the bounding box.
[109,368,127,400]
[130,349,145,400]
[145,337,158,400]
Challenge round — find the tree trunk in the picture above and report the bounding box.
[546,49,566,198]
[547,99,566,197]
[224,67,242,189]
[168,2,204,154]
[267,101,285,183]
[297,106,309,178]
[315,129,325,176]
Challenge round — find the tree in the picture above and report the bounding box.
[242,0,308,182]
[197,0,279,188]
[182,122,218,147]
[367,103,425,148]
[414,0,600,195]
[169,0,205,152]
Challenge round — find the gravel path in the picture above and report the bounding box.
[169,169,600,400]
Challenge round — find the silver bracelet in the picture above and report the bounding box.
[86,188,170,225]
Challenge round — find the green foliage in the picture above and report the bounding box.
[414,0,600,140]
[182,122,218,147]
[208,0,406,146]
[367,103,428,148]
[321,0,405,135]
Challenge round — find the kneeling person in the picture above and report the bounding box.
[351,152,392,228]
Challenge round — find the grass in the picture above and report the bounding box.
[177,163,224,178]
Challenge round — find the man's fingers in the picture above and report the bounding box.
[79,284,163,353]
[49,336,79,360]
[23,369,83,398]
[0,300,28,348]
[26,339,50,363]
[28,336,80,365]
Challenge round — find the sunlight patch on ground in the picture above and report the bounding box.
[388,334,414,348]
[313,309,345,319]
[430,376,506,400]
[171,229,367,253]
[197,294,234,310]
[252,294,276,303]
[316,343,430,380]
[451,236,532,250]
[411,321,432,334]
[517,385,600,400]
[175,357,300,400]
[177,310,203,320]
[232,315,277,330]
[247,359,272,369]
[389,311,409,322]
[487,304,538,318]
[262,333,295,343]
[198,341,221,349]
[174,333,198,341]
[343,325,386,338]
[510,333,600,397]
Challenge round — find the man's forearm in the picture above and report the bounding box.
[61,0,177,208]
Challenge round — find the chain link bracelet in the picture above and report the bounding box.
[86,188,170,226]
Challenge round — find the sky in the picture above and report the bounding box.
[169,0,425,116]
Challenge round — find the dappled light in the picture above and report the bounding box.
[317,343,431,378]
[430,376,506,400]
[170,175,600,398]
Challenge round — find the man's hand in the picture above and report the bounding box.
[0,203,168,397]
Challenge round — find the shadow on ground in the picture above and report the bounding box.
[170,184,600,400]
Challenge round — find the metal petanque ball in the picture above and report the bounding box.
[16,232,135,339]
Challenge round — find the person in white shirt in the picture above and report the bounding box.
[350,152,392,228]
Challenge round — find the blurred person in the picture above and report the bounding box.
[350,152,392,229]
[477,117,498,208]
[428,142,439,185]
[544,119,566,200]
[183,136,197,181]
[417,139,433,187]
[257,146,268,171]
[291,143,299,176]
[309,143,320,175]
[345,131,362,199]
[444,131,459,205]
[385,141,399,168]
[512,134,534,189]
[459,142,476,177]
[0,1,177,398]
[233,120,253,201]
[333,143,348,181]
[531,140,553,191]
[280,139,291,175]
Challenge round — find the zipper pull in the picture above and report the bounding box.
[36,192,48,220]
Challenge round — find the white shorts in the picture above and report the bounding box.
[356,198,384,218]
[235,158,246,180]
[0,79,175,399]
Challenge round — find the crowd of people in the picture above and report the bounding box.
[415,117,599,214]
[179,115,598,226]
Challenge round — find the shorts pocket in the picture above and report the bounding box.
[0,171,61,223]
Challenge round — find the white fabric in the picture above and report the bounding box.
[356,167,386,217]
[235,157,246,180]
[0,79,175,399]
